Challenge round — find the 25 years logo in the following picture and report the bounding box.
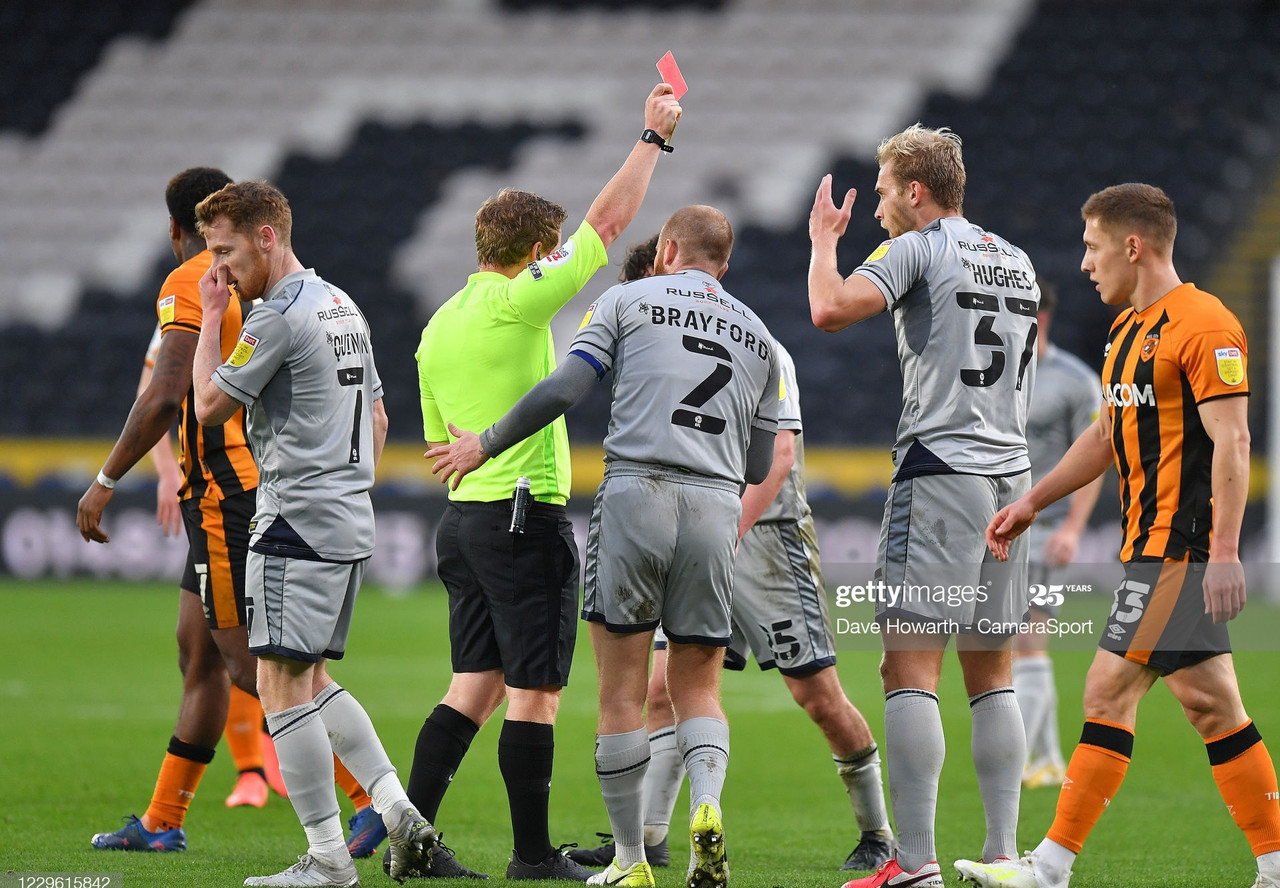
[1028,584,1065,607]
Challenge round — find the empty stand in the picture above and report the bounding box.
[3,0,1278,450]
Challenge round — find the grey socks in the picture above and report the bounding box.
[970,687,1024,863]
[885,689,944,871]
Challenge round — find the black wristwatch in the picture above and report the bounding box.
[640,129,674,153]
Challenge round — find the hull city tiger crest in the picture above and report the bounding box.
[1140,333,1160,361]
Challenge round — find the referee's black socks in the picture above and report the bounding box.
[499,719,556,863]
[406,703,480,823]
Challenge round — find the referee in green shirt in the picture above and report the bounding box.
[405,82,682,881]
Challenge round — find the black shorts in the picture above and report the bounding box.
[1098,557,1231,675]
[180,489,255,630]
[436,499,580,689]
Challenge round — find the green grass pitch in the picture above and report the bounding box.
[1,579,1276,887]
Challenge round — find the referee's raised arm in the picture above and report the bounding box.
[585,82,681,248]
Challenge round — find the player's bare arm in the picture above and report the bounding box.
[584,83,682,249]
[372,397,388,470]
[1200,394,1250,623]
[75,329,196,544]
[138,360,184,537]
[193,264,242,426]
[987,413,1114,561]
[807,175,887,331]
[1042,473,1106,566]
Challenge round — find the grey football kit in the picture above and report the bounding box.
[213,269,383,661]
[727,344,837,675]
[550,269,780,644]
[855,217,1038,629]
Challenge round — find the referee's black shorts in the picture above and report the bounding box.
[436,499,580,689]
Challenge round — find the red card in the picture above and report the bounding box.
[656,51,688,100]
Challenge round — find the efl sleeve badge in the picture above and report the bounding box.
[863,240,892,263]
[228,331,259,367]
[1214,346,1244,385]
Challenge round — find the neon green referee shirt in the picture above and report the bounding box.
[416,220,608,504]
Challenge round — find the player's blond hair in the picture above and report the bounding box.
[195,180,293,247]
[1081,183,1177,254]
[877,124,965,213]
[475,188,567,268]
[658,205,733,271]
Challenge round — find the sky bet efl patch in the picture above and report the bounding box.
[578,301,596,330]
[1215,346,1244,385]
[159,294,176,326]
[864,240,892,263]
[228,331,259,367]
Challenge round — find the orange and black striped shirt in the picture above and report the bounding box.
[1101,283,1247,562]
[156,250,259,501]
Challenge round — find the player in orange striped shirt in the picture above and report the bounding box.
[78,168,381,857]
[140,326,279,809]
[77,167,262,851]
[956,184,1280,888]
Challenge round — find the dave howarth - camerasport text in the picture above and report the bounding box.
[834,581,990,610]
[833,617,1095,638]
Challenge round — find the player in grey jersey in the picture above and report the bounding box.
[809,125,1037,888]
[191,181,435,888]
[624,342,898,872]
[568,244,893,875]
[429,205,780,888]
[1014,282,1104,790]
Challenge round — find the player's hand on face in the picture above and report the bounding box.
[985,498,1037,561]
[424,423,490,491]
[199,264,233,315]
[1203,559,1246,623]
[645,83,682,139]
[809,175,856,243]
[76,482,113,544]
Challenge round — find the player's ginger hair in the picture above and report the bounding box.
[877,123,966,213]
[196,180,293,247]
[1081,183,1177,255]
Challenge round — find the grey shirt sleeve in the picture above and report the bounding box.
[852,231,928,310]
[479,353,599,457]
[212,306,291,404]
